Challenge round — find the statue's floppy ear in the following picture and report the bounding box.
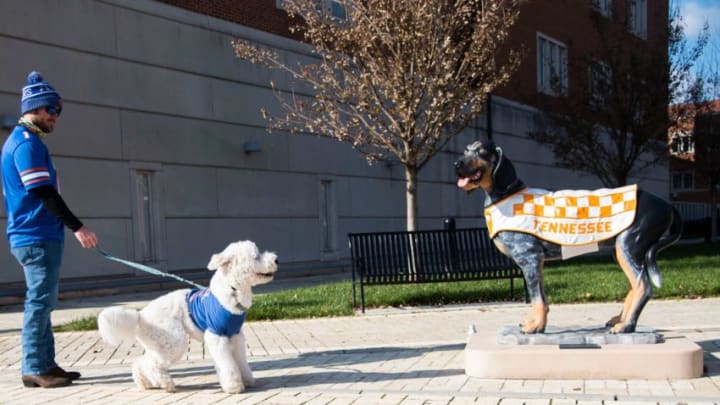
[493,146,503,171]
[491,146,520,192]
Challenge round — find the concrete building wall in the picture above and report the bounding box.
[0,0,669,285]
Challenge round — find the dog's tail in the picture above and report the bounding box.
[97,306,140,346]
[645,206,683,288]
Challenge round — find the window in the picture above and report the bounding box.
[671,172,693,191]
[278,0,347,20]
[670,130,695,154]
[326,0,347,20]
[537,33,568,96]
[135,171,155,261]
[130,162,165,265]
[591,0,612,18]
[588,60,612,109]
[318,178,338,258]
[628,0,647,39]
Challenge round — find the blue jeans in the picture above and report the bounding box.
[11,240,64,375]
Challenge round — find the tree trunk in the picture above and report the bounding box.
[405,166,418,231]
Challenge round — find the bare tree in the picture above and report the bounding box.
[692,112,720,239]
[682,21,720,240]
[530,4,708,188]
[233,0,521,230]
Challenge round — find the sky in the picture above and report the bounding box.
[676,0,720,68]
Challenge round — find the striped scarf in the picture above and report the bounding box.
[18,117,48,138]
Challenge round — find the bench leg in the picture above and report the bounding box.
[352,280,357,308]
[360,281,366,313]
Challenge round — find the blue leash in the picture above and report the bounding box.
[95,247,206,290]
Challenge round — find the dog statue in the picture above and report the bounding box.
[454,140,682,334]
[98,240,278,393]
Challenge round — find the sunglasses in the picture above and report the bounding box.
[44,105,62,116]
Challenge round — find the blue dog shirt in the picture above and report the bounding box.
[186,288,247,337]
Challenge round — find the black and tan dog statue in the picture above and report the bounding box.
[455,140,682,334]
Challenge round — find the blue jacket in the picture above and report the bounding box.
[186,288,246,337]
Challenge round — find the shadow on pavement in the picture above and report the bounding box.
[697,339,720,377]
[81,343,466,391]
[252,343,465,369]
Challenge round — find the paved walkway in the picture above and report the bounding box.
[0,289,718,404]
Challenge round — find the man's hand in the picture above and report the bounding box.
[74,227,98,249]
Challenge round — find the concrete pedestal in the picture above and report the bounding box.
[465,326,703,379]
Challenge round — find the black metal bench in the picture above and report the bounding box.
[348,224,527,312]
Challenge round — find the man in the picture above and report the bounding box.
[1,71,98,388]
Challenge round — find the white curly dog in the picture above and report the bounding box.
[98,240,278,394]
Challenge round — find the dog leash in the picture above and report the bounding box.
[95,247,206,289]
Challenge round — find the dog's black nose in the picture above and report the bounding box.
[454,160,463,169]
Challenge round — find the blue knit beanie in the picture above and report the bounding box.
[21,71,61,115]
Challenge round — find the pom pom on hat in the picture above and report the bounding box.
[21,71,61,115]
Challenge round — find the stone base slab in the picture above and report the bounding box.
[497,325,661,345]
[466,327,704,379]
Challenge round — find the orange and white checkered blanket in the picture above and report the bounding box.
[484,184,637,247]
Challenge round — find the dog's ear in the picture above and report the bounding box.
[493,146,502,165]
[207,252,232,272]
[492,146,522,193]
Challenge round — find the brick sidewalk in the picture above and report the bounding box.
[0,298,718,404]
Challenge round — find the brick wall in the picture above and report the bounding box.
[156,0,667,113]
[156,0,302,40]
[497,0,668,109]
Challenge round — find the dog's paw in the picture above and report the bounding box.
[520,317,547,334]
[242,375,256,387]
[132,362,153,390]
[222,384,245,394]
[220,379,246,394]
[520,318,546,333]
[520,325,546,334]
[520,304,548,334]
[605,314,622,327]
[610,322,636,334]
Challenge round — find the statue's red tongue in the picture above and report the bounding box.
[457,177,470,188]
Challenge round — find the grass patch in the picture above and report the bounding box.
[53,242,720,331]
[542,242,720,303]
[53,316,97,333]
